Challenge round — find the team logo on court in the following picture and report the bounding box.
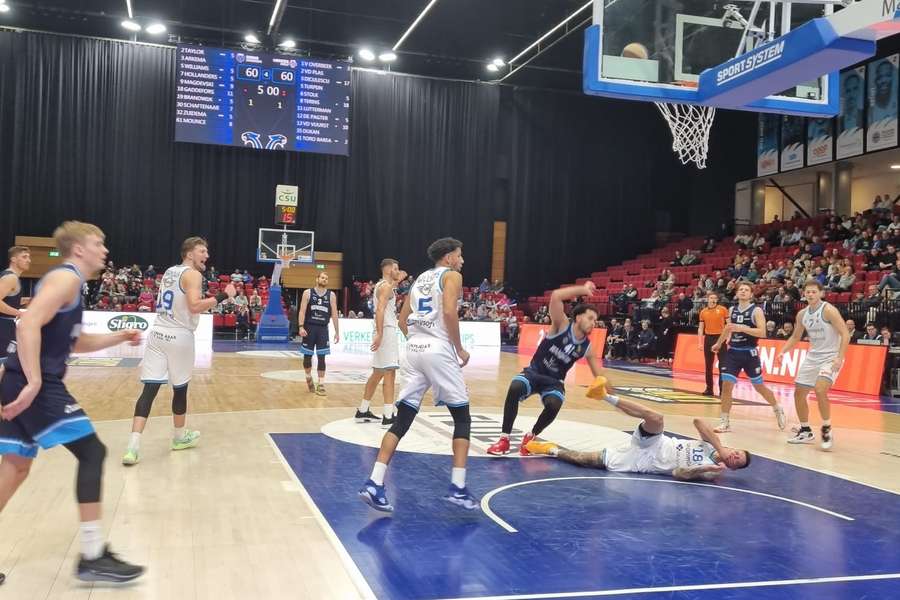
[107,315,150,332]
[321,412,629,456]
[613,386,763,405]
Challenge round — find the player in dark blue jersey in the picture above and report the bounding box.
[298,271,340,396]
[0,222,145,584]
[0,246,31,370]
[710,281,784,433]
[488,282,604,456]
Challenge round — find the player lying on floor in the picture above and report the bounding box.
[525,376,751,481]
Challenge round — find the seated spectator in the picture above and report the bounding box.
[676,292,693,315]
[681,249,699,266]
[608,319,635,360]
[745,264,760,283]
[231,269,243,284]
[845,319,861,344]
[144,264,156,279]
[506,314,519,343]
[751,234,766,251]
[233,290,248,309]
[765,320,777,338]
[636,289,663,321]
[776,321,794,340]
[808,236,824,257]
[249,289,263,312]
[886,215,900,235]
[630,320,657,360]
[733,232,752,249]
[783,279,801,302]
[701,237,716,253]
[787,227,803,245]
[881,326,894,347]
[861,322,882,343]
[236,305,251,340]
[811,266,826,287]
[877,257,900,294]
[828,266,855,292]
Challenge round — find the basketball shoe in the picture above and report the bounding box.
[525,440,559,456]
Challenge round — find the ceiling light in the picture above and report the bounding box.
[486,63,499,72]
[244,33,260,44]
[358,48,375,61]
[0,4,10,14]
[121,19,141,31]
[892,165,900,170]
[378,51,397,62]
[393,0,440,51]
[278,39,296,49]
[491,58,505,67]
[145,23,167,35]
[125,0,134,19]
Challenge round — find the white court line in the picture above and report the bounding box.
[434,572,900,600]
[481,476,854,533]
[264,434,377,600]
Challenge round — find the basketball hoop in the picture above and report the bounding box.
[655,101,716,169]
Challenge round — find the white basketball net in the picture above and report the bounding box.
[654,103,716,169]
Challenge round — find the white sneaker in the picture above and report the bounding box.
[774,408,786,431]
[787,428,815,444]
[820,426,833,451]
[713,418,731,433]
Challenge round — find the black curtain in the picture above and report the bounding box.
[0,30,754,294]
[0,31,498,284]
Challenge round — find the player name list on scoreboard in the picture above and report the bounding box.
[174,44,351,156]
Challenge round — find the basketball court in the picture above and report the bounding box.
[3,0,900,598]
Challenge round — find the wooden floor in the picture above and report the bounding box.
[2,347,900,599]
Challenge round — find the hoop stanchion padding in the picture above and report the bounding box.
[255,284,290,343]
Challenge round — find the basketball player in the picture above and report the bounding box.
[359,238,477,512]
[0,246,31,368]
[355,259,405,427]
[777,281,850,450]
[697,291,727,396]
[525,376,750,479]
[711,282,785,433]
[122,237,236,465]
[487,282,602,456]
[0,222,144,582]
[297,271,339,396]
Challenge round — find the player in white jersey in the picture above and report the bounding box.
[777,280,850,450]
[526,376,751,479]
[359,238,478,512]
[122,237,236,465]
[355,258,407,428]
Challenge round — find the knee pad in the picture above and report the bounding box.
[541,395,563,414]
[303,355,312,369]
[64,434,107,504]
[448,404,471,440]
[172,384,188,416]
[388,403,417,439]
[134,382,162,419]
[509,379,529,402]
[317,355,326,371]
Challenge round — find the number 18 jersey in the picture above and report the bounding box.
[156,265,199,331]
[406,267,451,344]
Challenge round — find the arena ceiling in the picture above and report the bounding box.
[0,0,590,89]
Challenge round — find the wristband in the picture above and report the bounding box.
[215,292,229,303]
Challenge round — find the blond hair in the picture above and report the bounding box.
[181,236,208,259]
[53,221,104,257]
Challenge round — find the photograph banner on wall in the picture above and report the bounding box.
[780,115,804,171]
[757,114,779,176]
[806,117,833,165]
[866,54,898,152]
[836,66,865,159]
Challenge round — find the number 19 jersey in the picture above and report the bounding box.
[155,265,199,332]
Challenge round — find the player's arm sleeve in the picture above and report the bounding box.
[297,290,309,327]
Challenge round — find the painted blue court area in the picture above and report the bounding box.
[271,433,900,600]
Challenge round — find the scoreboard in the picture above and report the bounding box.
[175,44,351,156]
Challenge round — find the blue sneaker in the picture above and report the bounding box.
[359,479,394,512]
[443,484,480,510]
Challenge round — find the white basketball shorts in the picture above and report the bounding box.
[603,428,674,475]
[795,353,840,388]
[140,327,195,387]
[372,327,400,370]
[397,338,468,410]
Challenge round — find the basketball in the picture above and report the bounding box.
[622,42,649,60]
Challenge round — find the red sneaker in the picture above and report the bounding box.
[487,436,511,456]
[519,432,535,456]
